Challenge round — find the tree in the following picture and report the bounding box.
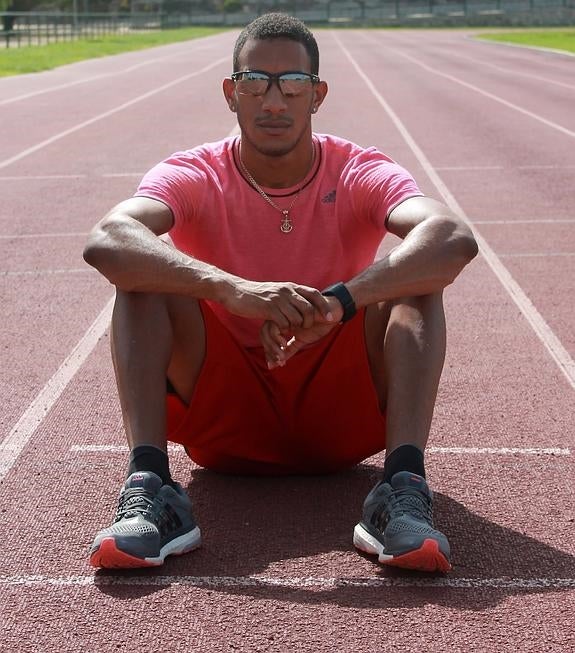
[223,0,242,11]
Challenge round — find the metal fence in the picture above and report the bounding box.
[1,1,574,48]
[0,12,162,48]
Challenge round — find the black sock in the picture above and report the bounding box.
[127,445,173,486]
[382,444,425,483]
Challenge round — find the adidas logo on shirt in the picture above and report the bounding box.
[321,189,336,204]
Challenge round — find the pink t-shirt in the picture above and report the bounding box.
[135,133,422,347]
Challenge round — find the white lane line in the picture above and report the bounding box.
[0,268,91,277]
[70,444,571,456]
[0,232,88,239]
[499,252,575,258]
[71,444,187,454]
[0,297,113,481]
[1,573,574,590]
[435,165,505,171]
[2,163,572,181]
[428,446,570,455]
[0,38,226,107]
[0,126,238,479]
[101,172,145,178]
[0,173,140,181]
[518,165,575,169]
[334,34,575,391]
[435,165,575,171]
[6,222,570,242]
[0,56,229,171]
[473,219,575,225]
[0,174,87,181]
[394,49,575,139]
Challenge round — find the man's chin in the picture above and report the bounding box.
[255,143,296,157]
[240,125,304,158]
[251,133,305,157]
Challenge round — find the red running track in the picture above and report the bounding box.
[0,28,574,652]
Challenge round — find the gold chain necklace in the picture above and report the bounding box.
[238,143,315,234]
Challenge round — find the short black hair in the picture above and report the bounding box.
[233,13,319,75]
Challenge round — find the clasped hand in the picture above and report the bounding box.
[223,279,343,369]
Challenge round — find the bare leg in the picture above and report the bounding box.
[364,292,446,455]
[110,290,206,451]
[89,291,205,569]
[355,293,451,573]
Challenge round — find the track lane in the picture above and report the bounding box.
[1,584,572,653]
[0,30,235,105]
[417,40,575,92]
[334,30,575,367]
[0,55,231,169]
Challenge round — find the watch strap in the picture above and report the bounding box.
[322,282,357,323]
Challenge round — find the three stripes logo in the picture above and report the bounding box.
[321,189,336,204]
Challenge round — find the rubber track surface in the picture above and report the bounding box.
[0,29,574,652]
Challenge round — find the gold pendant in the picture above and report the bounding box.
[280,211,293,234]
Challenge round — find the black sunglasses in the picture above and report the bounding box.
[231,70,320,97]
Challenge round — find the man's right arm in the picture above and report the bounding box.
[83,196,232,298]
[83,197,333,331]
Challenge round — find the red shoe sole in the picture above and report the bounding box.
[89,537,162,569]
[382,538,452,573]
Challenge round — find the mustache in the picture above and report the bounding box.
[255,117,293,127]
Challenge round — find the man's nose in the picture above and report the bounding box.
[261,80,288,113]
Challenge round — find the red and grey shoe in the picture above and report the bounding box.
[353,471,451,573]
[89,471,201,569]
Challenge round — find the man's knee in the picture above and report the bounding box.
[364,295,434,345]
[392,295,442,340]
[364,294,445,376]
[388,293,444,325]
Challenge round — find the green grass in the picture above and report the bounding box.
[476,28,575,54]
[0,27,227,77]
[3,25,573,78]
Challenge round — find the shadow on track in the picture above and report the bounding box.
[94,463,575,609]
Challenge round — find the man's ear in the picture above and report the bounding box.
[311,80,328,115]
[222,77,237,112]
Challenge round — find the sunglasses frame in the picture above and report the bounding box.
[231,70,320,97]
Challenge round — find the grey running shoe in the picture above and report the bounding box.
[89,471,201,569]
[353,471,451,573]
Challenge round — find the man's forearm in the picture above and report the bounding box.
[83,214,233,300]
[346,215,478,308]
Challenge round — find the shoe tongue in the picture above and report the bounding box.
[391,471,429,493]
[124,471,163,492]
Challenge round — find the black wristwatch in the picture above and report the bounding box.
[322,282,357,323]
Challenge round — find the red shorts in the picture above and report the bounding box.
[166,302,386,475]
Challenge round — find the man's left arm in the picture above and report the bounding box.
[262,196,478,367]
[346,196,478,307]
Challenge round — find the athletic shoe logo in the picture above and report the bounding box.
[321,189,336,203]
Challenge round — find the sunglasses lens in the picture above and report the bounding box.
[278,73,312,97]
[235,72,269,96]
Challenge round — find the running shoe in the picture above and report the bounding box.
[89,471,201,569]
[353,471,451,573]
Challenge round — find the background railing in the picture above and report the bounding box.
[0,12,160,47]
[2,1,574,48]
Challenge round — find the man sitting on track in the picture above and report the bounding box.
[83,13,478,573]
